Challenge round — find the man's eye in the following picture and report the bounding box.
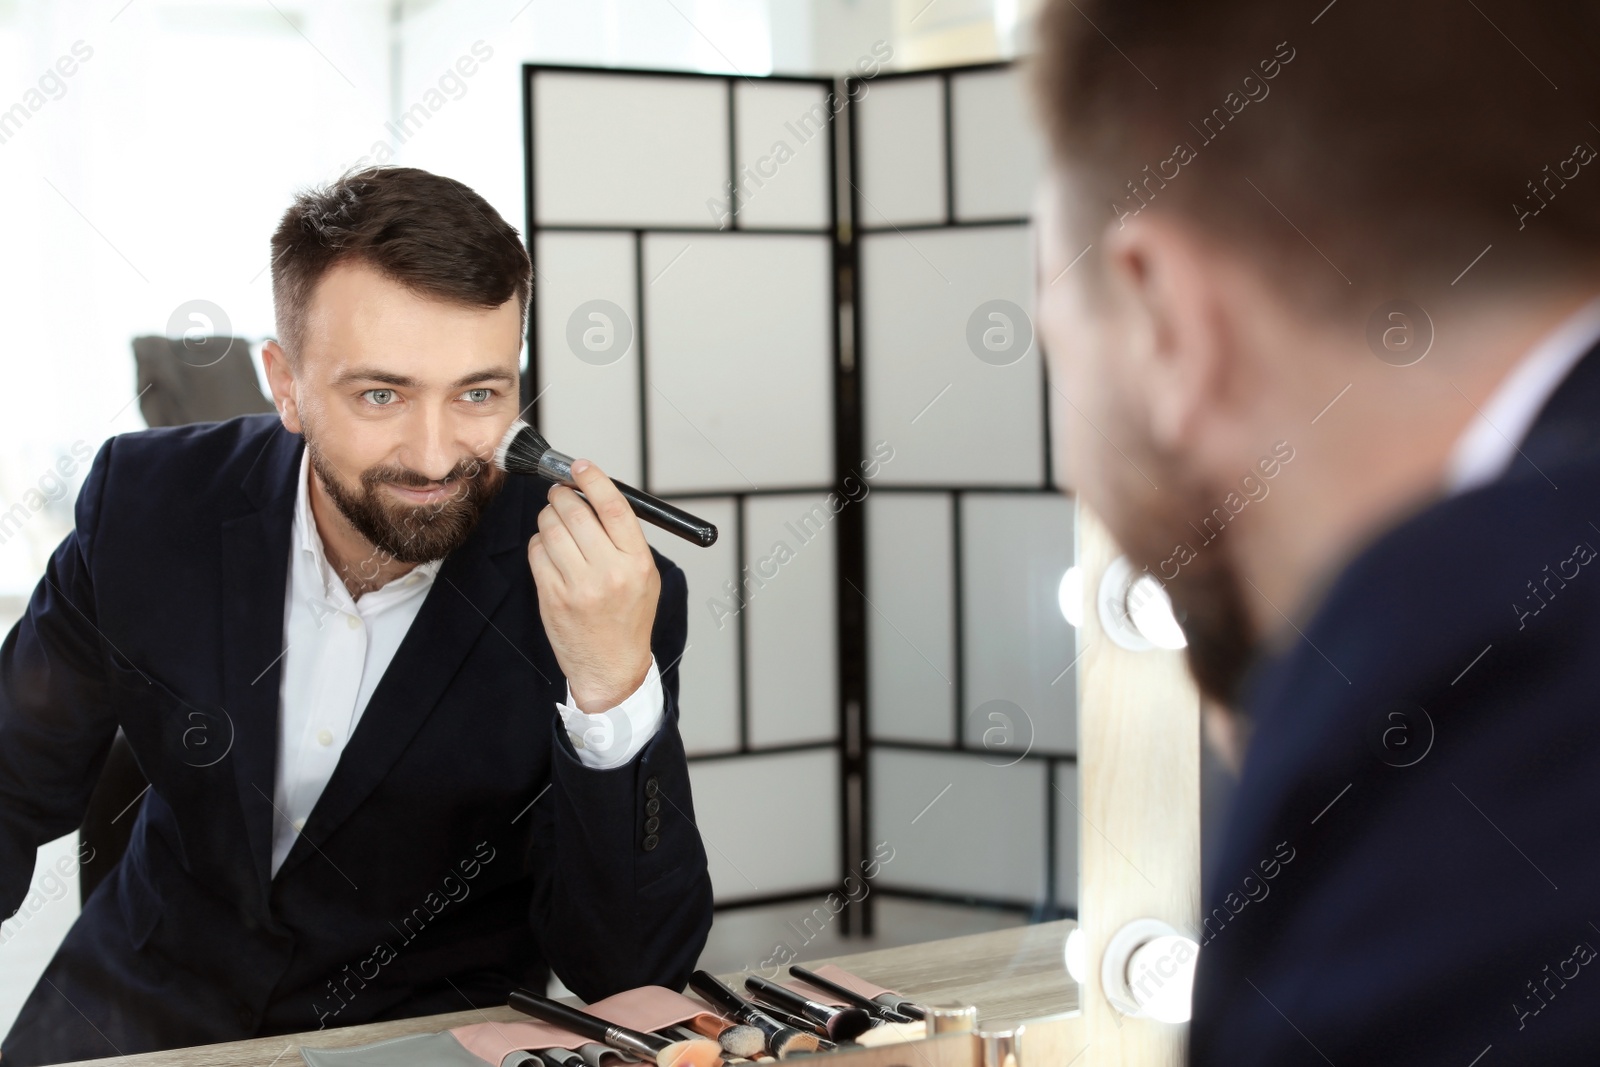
[363,389,396,406]
[463,388,492,403]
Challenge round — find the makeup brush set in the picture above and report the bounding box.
[501,965,935,1066]
[296,964,958,1067]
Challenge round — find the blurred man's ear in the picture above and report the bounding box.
[261,340,302,433]
[1102,213,1238,458]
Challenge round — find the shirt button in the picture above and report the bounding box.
[317,729,334,747]
[644,776,660,798]
[644,798,660,817]
[346,615,361,630]
[642,834,659,852]
[568,731,586,750]
[644,816,660,835]
[292,817,306,832]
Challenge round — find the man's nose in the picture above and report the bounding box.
[407,408,463,482]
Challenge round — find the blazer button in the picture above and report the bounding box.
[644,816,661,834]
[644,776,660,798]
[644,798,660,816]
[234,1000,254,1027]
[642,833,660,851]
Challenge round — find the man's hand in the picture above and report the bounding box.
[527,460,660,713]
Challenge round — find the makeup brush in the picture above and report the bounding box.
[680,1015,768,1059]
[744,975,873,1042]
[665,1025,762,1063]
[507,988,722,1067]
[787,965,917,1024]
[734,1004,839,1050]
[494,420,718,547]
[688,971,821,1059]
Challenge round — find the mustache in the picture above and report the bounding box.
[361,455,494,492]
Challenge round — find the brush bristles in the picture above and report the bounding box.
[825,1007,873,1042]
[654,1037,724,1067]
[715,1024,765,1058]
[494,419,550,475]
[772,1030,821,1059]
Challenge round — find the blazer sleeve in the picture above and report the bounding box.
[0,437,120,923]
[524,552,714,1000]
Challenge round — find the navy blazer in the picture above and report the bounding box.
[0,414,713,1065]
[1191,340,1600,1062]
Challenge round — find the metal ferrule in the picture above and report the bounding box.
[537,447,577,486]
[602,1025,655,1058]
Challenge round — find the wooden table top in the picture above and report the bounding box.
[60,919,1079,1066]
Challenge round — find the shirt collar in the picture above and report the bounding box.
[292,447,445,604]
[1444,294,1600,495]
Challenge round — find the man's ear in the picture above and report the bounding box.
[260,340,302,433]
[1100,213,1234,454]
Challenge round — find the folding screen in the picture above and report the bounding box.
[523,58,1067,930]
[848,63,1073,920]
[524,65,846,912]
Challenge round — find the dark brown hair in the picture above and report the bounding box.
[270,166,531,361]
[1031,0,1600,309]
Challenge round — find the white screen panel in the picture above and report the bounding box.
[861,226,1042,485]
[534,232,642,486]
[866,493,955,744]
[734,81,832,230]
[853,76,945,227]
[871,749,1046,902]
[534,71,728,228]
[961,493,1076,755]
[951,68,1043,222]
[691,750,839,901]
[1054,761,1080,913]
[644,497,740,755]
[643,233,833,494]
[743,494,838,747]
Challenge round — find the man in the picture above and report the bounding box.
[1031,0,1600,1061]
[0,166,712,1064]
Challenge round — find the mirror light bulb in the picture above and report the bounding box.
[1064,927,1086,984]
[1126,934,1197,1024]
[1058,566,1083,628]
[1126,574,1187,650]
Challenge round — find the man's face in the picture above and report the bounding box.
[269,259,524,565]
[1034,171,1255,704]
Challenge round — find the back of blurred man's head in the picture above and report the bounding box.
[1029,0,1600,719]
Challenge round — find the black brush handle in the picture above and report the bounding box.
[522,434,718,548]
[612,479,719,547]
[507,988,665,1057]
[877,994,926,1020]
[745,975,839,1026]
[789,965,915,1023]
[688,970,752,1018]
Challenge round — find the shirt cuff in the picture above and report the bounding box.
[557,656,665,770]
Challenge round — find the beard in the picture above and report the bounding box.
[306,439,504,566]
[1113,483,1260,700]
[1091,425,1259,709]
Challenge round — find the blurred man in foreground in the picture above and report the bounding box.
[1031,0,1600,1061]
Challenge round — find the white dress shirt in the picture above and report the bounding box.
[269,448,665,876]
[1444,295,1600,496]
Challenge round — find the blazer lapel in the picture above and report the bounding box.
[219,426,303,906]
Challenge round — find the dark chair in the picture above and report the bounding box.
[77,335,274,906]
